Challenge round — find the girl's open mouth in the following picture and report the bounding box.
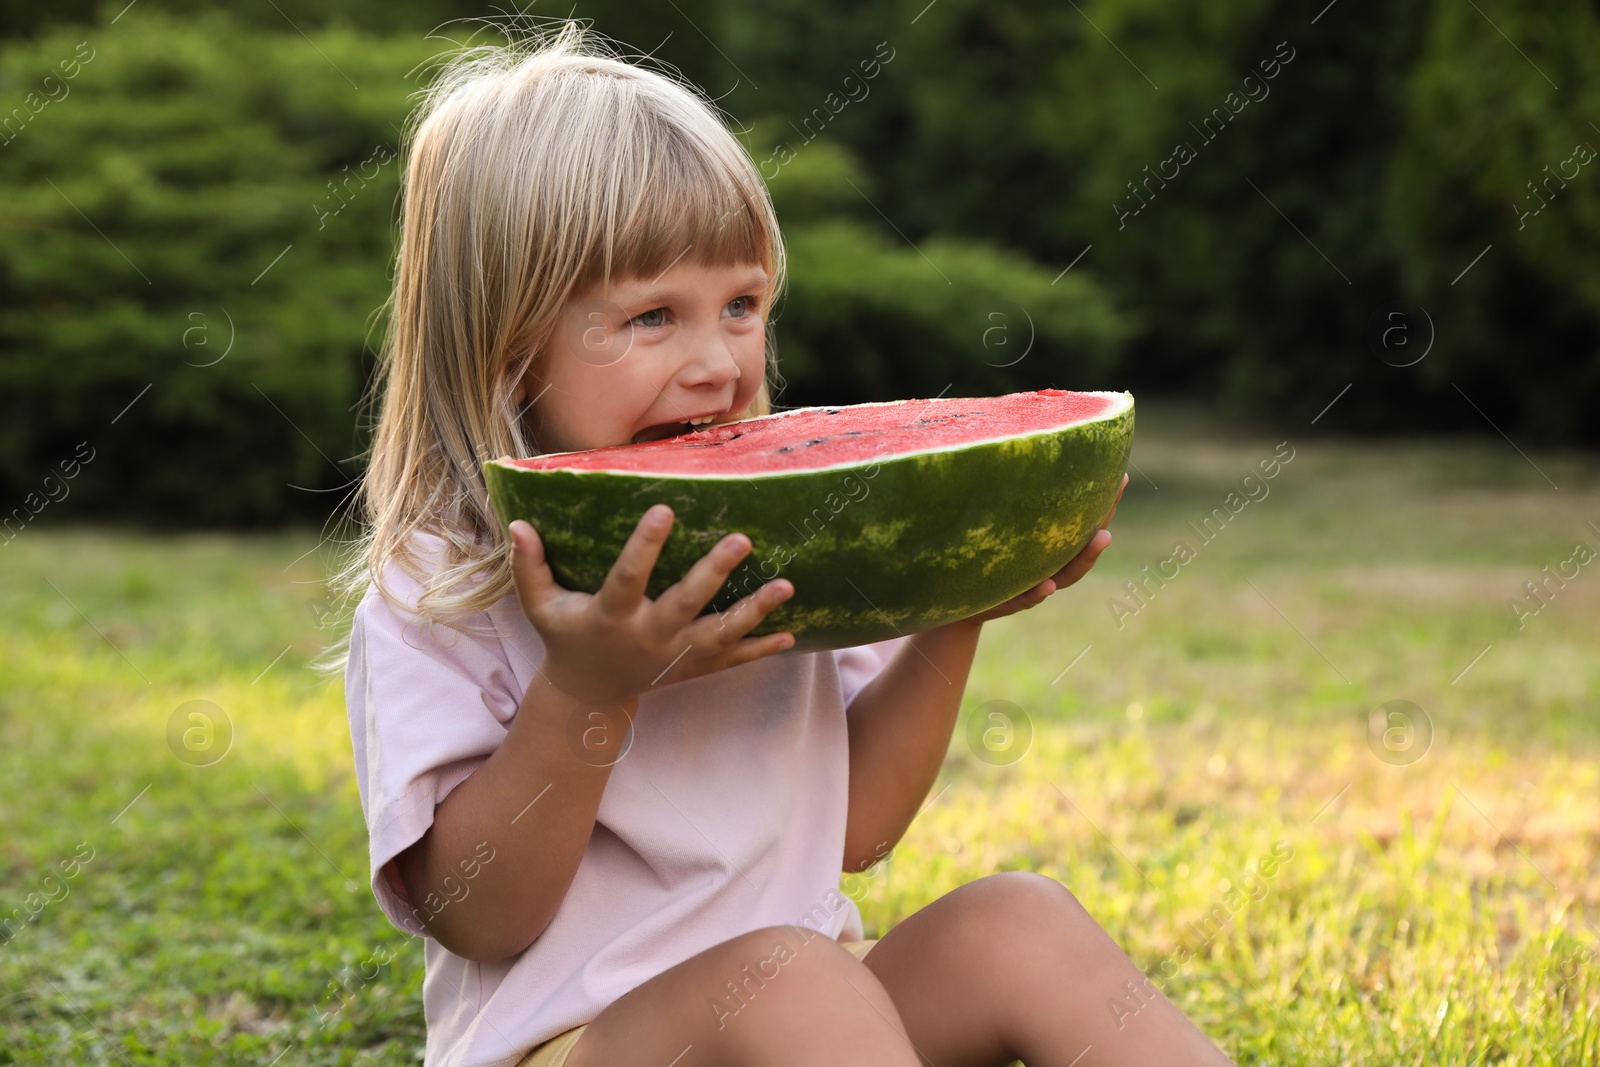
[630,422,693,445]
[630,415,723,444]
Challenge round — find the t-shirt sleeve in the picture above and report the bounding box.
[344,554,525,937]
[832,636,910,708]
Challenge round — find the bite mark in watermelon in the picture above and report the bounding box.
[485,388,1134,652]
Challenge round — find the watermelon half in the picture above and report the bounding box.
[484,388,1134,652]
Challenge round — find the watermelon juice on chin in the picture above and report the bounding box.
[485,388,1134,653]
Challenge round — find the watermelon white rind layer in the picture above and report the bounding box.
[484,390,1134,653]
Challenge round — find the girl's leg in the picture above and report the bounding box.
[861,871,1235,1067]
[564,924,923,1067]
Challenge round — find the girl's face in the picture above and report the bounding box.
[515,260,771,454]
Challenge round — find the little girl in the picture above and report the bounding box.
[333,21,1234,1067]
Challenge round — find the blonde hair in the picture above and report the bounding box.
[314,20,786,678]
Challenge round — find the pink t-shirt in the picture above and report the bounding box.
[345,533,906,1067]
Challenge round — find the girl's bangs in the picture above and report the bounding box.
[589,133,773,290]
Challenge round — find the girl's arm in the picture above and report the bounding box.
[392,674,626,965]
[840,620,983,874]
[397,507,794,964]
[840,475,1127,873]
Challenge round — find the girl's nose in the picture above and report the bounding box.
[677,332,742,389]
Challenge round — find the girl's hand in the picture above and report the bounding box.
[954,472,1128,628]
[507,505,795,702]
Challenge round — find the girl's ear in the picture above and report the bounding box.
[506,352,539,408]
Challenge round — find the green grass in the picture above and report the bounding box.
[2,406,1597,1065]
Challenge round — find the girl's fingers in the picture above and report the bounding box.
[730,630,797,665]
[987,580,1053,621]
[703,630,796,673]
[507,521,561,612]
[596,505,674,616]
[683,577,793,649]
[654,532,754,627]
[1053,529,1111,588]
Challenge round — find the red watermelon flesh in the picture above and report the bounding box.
[506,388,1122,476]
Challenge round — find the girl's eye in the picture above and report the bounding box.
[630,307,667,329]
[725,295,759,319]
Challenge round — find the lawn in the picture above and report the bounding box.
[1,405,1596,1065]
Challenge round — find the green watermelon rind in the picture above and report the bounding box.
[483,392,1134,652]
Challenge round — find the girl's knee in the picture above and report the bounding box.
[944,871,1098,946]
[571,926,908,1067]
[705,926,914,1062]
[715,925,883,990]
[729,925,902,1011]
[963,869,1080,912]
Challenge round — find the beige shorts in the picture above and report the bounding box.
[516,938,879,1067]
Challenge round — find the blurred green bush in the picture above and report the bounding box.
[760,136,1128,402]
[0,12,425,525]
[729,0,1600,442]
[0,7,1123,525]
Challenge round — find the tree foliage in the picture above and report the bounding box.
[2,0,1594,527]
